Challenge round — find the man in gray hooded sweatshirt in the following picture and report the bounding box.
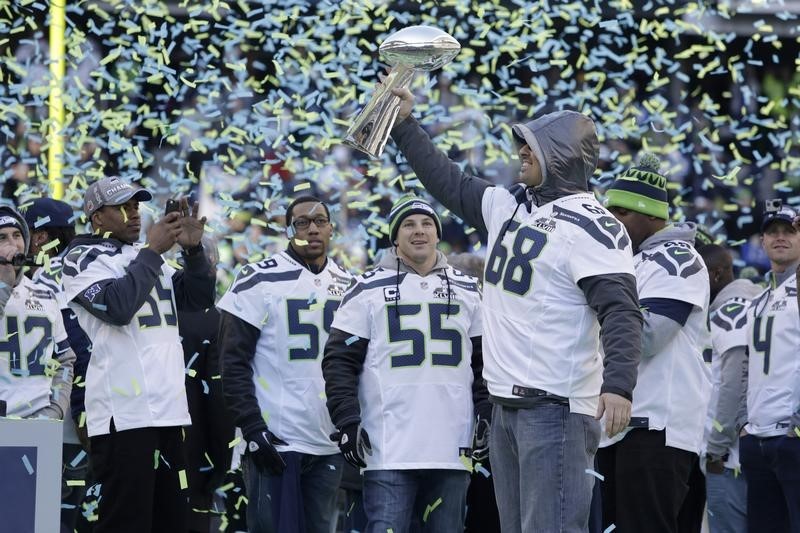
[600,154,711,532]
[389,90,642,532]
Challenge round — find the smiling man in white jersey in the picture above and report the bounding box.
[323,195,487,533]
[0,205,75,421]
[61,176,215,533]
[22,197,94,532]
[599,154,711,533]
[389,88,642,533]
[740,205,800,533]
[218,196,352,533]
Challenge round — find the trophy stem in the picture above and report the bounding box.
[344,65,415,159]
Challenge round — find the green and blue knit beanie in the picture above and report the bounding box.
[388,195,442,243]
[605,153,669,220]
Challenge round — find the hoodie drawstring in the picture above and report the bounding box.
[394,256,401,317]
[496,201,525,252]
[444,268,453,318]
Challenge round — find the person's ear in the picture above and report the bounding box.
[33,231,49,248]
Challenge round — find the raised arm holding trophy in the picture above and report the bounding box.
[343,25,460,159]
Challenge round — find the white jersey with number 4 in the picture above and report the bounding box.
[62,242,190,437]
[480,189,636,416]
[745,272,800,437]
[217,252,352,455]
[0,276,69,417]
[331,264,482,471]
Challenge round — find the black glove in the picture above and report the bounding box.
[471,414,491,463]
[244,428,288,475]
[330,423,372,468]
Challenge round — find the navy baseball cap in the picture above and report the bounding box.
[84,176,153,218]
[23,198,74,229]
[761,205,798,233]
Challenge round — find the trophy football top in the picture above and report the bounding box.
[379,26,461,71]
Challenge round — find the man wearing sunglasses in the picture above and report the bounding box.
[740,204,800,533]
[218,196,352,533]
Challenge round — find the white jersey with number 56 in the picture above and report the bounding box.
[217,252,352,455]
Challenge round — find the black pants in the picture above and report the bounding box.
[597,429,696,533]
[740,434,800,533]
[90,424,188,533]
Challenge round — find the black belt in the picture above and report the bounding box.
[511,385,569,405]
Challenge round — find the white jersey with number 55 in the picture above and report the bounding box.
[331,264,482,471]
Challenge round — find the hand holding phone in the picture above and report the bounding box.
[165,199,180,216]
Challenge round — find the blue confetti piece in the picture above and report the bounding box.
[33,216,50,229]
[186,352,199,370]
[345,336,359,346]
[21,454,34,475]
[475,463,491,478]
[70,450,87,468]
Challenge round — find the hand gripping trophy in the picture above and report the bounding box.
[344,26,460,159]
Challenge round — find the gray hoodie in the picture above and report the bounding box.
[392,110,599,235]
[706,278,763,460]
[391,112,642,402]
[637,223,702,358]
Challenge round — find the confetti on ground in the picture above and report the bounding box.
[586,468,605,481]
[423,497,443,523]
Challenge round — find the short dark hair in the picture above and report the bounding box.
[285,196,330,228]
[36,226,76,256]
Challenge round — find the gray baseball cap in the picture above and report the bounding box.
[83,176,153,218]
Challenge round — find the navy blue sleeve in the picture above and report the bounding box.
[63,308,93,421]
[391,117,491,237]
[72,248,163,326]
[322,327,367,429]
[219,310,266,438]
[639,298,694,326]
[172,246,216,311]
[470,336,491,421]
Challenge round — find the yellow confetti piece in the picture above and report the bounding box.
[179,469,188,490]
[423,498,443,523]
